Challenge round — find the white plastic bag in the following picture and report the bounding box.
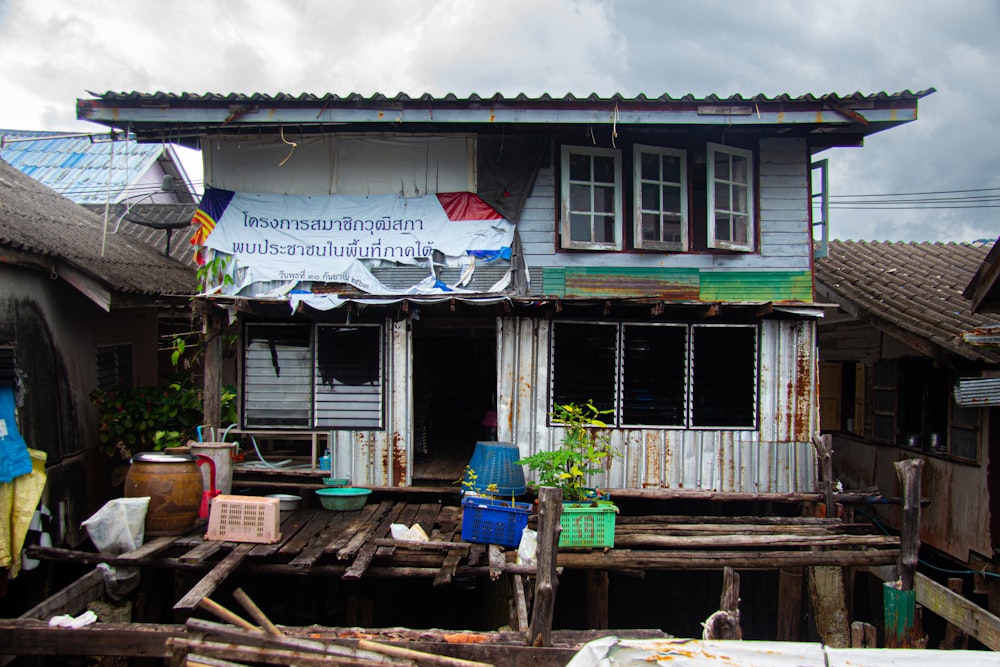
[516,527,537,565]
[82,497,149,556]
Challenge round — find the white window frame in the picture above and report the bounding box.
[560,145,623,251]
[707,143,755,252]
[633,144,688,251]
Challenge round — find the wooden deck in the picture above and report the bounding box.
[25,496,900,608]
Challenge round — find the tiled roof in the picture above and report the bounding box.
[0,129,196,204]
[0,157,195,297]
[815,240,1000,364]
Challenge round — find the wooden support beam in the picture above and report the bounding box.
[527,487,562,647]
[703,567,742,639]
[939,578,969,649]
[811,435,835,516]
[894,459,923,592]
[850,621,877,648]
[776,568,803,641]
[173,544,255,612]
[808,565,849,648]
[17,568,105,621]
[584,571,609,630]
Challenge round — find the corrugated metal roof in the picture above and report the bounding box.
[815,240,1000,364]
[0,129,195,205]
[76,89,934,148]
[84,89,935,104]
[0,157,195,297]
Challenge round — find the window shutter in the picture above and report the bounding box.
[243,324,312,428]
[551,322,618,420]
[622,324,687,426]
[872,361,897,443]
[314,325,383,429]
[690,325,757,428]
[0,347,15,387]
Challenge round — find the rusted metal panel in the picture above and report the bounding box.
[498,316,818,494]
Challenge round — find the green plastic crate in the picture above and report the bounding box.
[559,502,617,548]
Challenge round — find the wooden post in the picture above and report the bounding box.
[527,487,562,647]
[939,578,969,649]
[584,571,609,630]
[884,458,925,648]
[776,568,803,641]
[894,459,923,592]
[808,565,850,648]
[703,566,742,640]
[850,621,877,647]
[811,435,835,517]
[200,302,224,430]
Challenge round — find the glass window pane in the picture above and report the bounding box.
[641,213,659,240]
[733,215,749,244]
[593,155,616,184]
[663,185,681,214]
[597,215,616,243]
[641,182,660,211]
[714,153,729,180]
[662,216,682,243]
[595,185,616,213]
[569,153,591,181]
[662,155,681,183]
[731,155,748,183]
[715,213,731,241]
[715,183,730,211]
[732,185,747,213]
[641,152,659,180]
[570,183,591,211]
[570,214,592,241]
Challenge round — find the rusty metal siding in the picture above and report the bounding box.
[497,316,818,493]
[330,318,411,487]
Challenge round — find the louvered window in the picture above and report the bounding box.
[243,322,383,430]
[96,344,133,391]
[550,321,757,429]
[0,347,15,387]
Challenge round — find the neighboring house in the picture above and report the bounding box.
[0,157,195,548]
[76,89,929,493]
[814,240,1000,587]
[1,129,200,266]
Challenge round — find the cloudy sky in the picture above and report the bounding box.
[0,0,996,242]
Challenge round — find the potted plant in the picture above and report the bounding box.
[517,401,619,548]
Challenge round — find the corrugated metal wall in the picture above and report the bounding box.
[314,314,817,492]
[496,316,818,493]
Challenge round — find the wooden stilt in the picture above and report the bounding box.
[939,578,969,649]
[808,565,849,647]
[703,566,742,639]
[584,571,609,630]
[850,621,876,647]
[527,487,562,647]
[884,458,926,648]
[776,568,803,641]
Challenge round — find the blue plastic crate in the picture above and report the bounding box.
[461,497,532,548]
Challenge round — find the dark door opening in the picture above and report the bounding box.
[412,324,497,486]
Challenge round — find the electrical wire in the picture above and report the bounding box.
[855,506,1000,580]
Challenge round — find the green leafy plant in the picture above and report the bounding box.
[90,378,238,460]
[517,400,619,502]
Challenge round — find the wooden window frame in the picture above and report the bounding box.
[707,143,755,252]
[633,144,688,251]
[559,145,623,251]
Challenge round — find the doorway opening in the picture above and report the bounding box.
[412,323,497,486]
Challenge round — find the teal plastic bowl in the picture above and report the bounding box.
[316,487,371,511]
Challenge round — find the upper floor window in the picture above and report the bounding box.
[559,142,755,253]
[634,145,688,251]
[96,344,134,391]
[708,143,754,251]
[560,146,623,250]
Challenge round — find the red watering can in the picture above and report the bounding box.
[196,454,220,519]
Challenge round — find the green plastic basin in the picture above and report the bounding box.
[316,487,371,511]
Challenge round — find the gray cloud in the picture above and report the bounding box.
[0,0,995,241]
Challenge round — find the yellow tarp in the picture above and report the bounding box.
[0,448,47,578]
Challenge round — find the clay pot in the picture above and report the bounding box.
[125,452,205,536]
